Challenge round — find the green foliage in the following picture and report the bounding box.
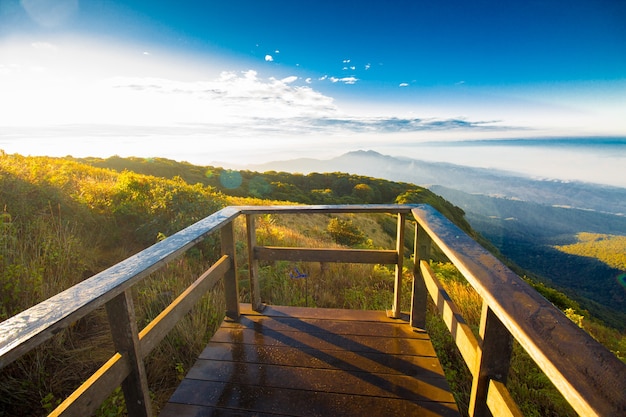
[74,155,474,232]
[96,387,126,417]
[326,217,368,247]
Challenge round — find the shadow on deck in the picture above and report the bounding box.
[161,304,459,417]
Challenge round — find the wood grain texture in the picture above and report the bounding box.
[239,204,418,215]
[254,246,398,264]
[162,305,459,417]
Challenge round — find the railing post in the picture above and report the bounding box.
[221,220,240,320]
[105,290,152,417]
[410,223,430,328]
[468,303,513,417]
[246,214,263,311]
[390,212,406,318]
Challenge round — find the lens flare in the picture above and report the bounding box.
[219,170,243,189]
[617,273,626,290]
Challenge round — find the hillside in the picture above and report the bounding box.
[1,152,624,417]
[72,155,473,234]
[431,185,626,328]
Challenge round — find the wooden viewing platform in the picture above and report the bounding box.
[1,204,625,417]
[161,304,459,417]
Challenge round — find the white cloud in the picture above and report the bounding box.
[275,50,280,53]
[319,75,328,81]
[281,76,298,84]
[365,63,371,70]
[399,83,409,87]
[305,78,312,84]
[343,59,350,63]
[264,54,273,62]
[329,76,358,85]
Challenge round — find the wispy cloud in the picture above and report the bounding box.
[399,83,409,87]
[329,76,358,85]
[103,70,337,121]
[301,117,507,134]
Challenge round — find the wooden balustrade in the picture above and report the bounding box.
[1,204,624,417]
[411,204,626,417]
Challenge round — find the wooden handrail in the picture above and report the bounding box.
[0,204,413,417]
[2,203,623,417]
[411,204,626,417]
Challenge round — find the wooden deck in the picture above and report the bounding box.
[160,304,459,417]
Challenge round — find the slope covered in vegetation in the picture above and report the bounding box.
[73,155,471,231]
[1,152,623,417]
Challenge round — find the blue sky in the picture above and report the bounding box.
[1,0,625,166]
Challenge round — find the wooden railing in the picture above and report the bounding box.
[411,204,626,417]
[0,204,624,417]
[0,205,411,417]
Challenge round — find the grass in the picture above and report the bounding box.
[1,154,623,416]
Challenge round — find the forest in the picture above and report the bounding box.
[1,151,624,417]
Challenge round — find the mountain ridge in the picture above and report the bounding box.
[219,149,626,215]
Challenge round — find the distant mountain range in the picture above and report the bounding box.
[221,150,626,326]
[224,150,626,215]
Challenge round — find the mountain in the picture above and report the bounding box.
[226,150,626,216]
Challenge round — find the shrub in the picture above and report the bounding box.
[326,217,368,247]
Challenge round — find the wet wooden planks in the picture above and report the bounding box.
[160,304,459,417]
